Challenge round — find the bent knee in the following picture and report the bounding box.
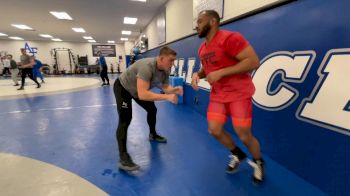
[237,132,253,144]
[208,126,223,137]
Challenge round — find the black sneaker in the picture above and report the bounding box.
[248,159,265,183]
[37,84,41,88]
[17,87,24,90]
[101,83,106,86]
[226,153,247,174]
[118,153,140,171]
[149,133,167,143]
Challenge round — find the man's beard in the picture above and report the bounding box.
[198,23,211,38]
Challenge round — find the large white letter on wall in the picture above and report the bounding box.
[252,51,315,110]
[297,49,350,136]
[186,58,196,84]
[178,58,186,79]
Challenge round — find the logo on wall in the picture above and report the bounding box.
[252,49,350,136]
[24,42,38,55]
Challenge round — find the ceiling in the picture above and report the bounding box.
[0,0,168,44]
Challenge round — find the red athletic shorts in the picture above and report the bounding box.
[207,98,252,127]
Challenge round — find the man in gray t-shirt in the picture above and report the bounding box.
[113,46,183,171]
[17,48,40,90]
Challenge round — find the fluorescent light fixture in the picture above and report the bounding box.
[83,36,93,40]
[50,11,73,20]
[51,38,62,42]
[88,40,96,43]
[9,36,23,40]
[72,28,85,33]
[120,38,128,41]
[0,32,8,36]
[107,40,115,44]
[122,30,132,35]
[123,17,137,24]
[39,34,53,38]
[11,24,33,30]
[130,0,146,2]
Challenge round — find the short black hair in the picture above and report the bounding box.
[199,10,220,24]
[159,46,177,56]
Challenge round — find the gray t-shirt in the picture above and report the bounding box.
[20,54,31,65]
[119,57,170,98]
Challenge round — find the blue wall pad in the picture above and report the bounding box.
[169,76,184,104]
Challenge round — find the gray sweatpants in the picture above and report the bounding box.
[10,68,19,85]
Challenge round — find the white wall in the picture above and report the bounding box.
[143,17,160,50]
[166,0,194,43]
[224,0,284,22]
[124,41,135,55]
[0,39,128,73]
[142,0,284,50]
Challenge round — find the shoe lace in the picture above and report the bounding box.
[248,160,263,180]
[228,155,240,167]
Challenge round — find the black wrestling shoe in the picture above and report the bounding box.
[118,153,140,171]
[149,133,167,143]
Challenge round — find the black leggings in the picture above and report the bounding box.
[100,66,109,84]
[114,79,157,156]
[2,67,11,75]
[20,68,40,87]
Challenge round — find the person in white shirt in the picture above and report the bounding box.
[8,55,19,86]
[2,55,11,76]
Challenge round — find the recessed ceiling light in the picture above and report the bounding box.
[72,28,85,33]
[39,34,53,38]
[107,40,115,44]
[9,36,23,40]
[0,32,8,36]
[123,17,137,24]
[130,0,146,2]
[49,11,73,20]
[51,38,62,42]
[122,30,132,35]
[11,24,33,30]
[83,36,93,40]
[121,38,128,41]
[88,40,96,43]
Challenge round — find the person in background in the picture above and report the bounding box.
[32,56,45,83]
[2,55,11,76]
[0,55,4,75]
[192,10,264,183]
[98,51,110,86]
[8,54,19,86]
[17,48,41,90]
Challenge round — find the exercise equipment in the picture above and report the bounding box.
[50,48,77,74]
